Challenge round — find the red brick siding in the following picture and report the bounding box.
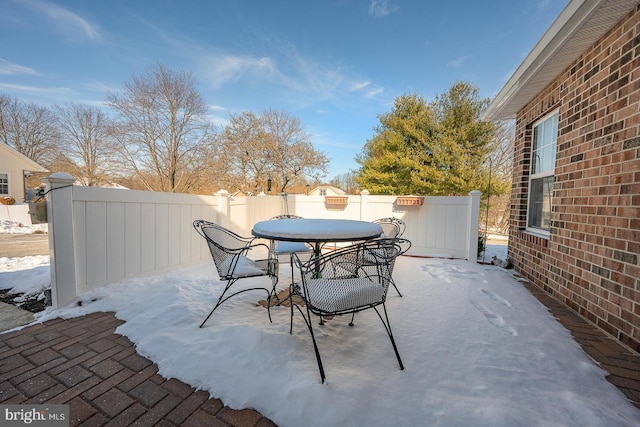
[510,6,640,352]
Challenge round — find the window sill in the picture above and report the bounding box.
[519,230,549,247]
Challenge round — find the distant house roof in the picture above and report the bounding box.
[483,0,638,121]
[309,184,346,195]
[0,143,48,172]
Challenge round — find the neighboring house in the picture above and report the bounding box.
[484,0,639,352]
[0,143,48,203]
[308,184,345,197]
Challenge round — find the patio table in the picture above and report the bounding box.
[251,218,383,260]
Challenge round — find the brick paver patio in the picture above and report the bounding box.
[0,312,276,426]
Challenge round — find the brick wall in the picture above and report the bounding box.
[510,5,640,352]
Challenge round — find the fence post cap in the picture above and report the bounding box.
[469,190,482,196]
[42,173,76,184]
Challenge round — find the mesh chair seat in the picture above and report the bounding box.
[274,241,312,254]
[219,256,271,278]
[301,277,384,314]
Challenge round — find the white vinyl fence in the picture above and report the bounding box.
[0,204,33,225]
[42,173,481,309]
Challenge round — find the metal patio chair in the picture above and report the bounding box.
[362,237,411,293]
[193,220,278,328]
[371,217,408,296]
[373,217,406,239]
[290,239,406,382]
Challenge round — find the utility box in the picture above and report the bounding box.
[28,201,47,224]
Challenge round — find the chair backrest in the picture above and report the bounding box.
[193,220,255,279]
[373,217,406,239]
[294,239,409,314]
[366,238,411,288]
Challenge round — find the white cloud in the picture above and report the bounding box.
[349,80,383,99]
[269,44,388,106]
[204,104,230,128]
[204,113,229,128]
[208,104,227,112]
[364,86,384,98]
[0,58,36,76]
[369,0,397,17]
[0,82,74,96]
[0,82,80,106]
[350,81,371,91]
[203,53,277,89]
[22,0,102,41]
[81,80,122,94]
[447,55,471,68]
[187,32,387,111]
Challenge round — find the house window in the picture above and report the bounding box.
[319,189,327,196]
[0,173,8,195]
[527,111,558,235]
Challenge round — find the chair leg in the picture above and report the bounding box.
[199,279,236,328]
[289,285,295,334]
[290,253,296,286]
[381,263,402,297]
[200,279,272,328]
[199,305,219,328]
[373,304,404,371]
[267,273,281,307]
[391,279,403,297]
[289,295,326,383]
[303,305,326,383]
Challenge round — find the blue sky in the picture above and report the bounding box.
[0,0,568,179]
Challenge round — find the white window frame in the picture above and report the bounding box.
[0,172,9,196]
[526,110,558,237]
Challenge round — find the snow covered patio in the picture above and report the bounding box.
[2,245,639,426]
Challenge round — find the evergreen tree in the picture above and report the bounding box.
[357,82,499,196]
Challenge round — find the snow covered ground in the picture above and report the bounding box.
[1,220,639,426]
[0,219,48,234]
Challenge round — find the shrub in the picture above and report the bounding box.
[477,235,486,256]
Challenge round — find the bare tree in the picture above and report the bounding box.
[329,171,360,194]
[0,94,59,165]
[219,109,328,194]
[489,119,515,181]
[54,103,114,186]
[106,63,211,193]
[482,119,515,236]
[217,111,264,193]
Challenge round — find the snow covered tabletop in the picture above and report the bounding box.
[252,218,382,242]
